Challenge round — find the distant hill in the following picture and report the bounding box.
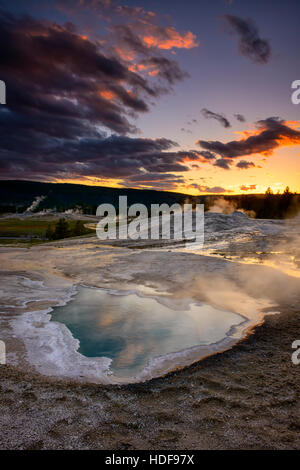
[0,180,299,218]
[0,180,194,213]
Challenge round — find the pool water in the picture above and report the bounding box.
[51,286,244,378]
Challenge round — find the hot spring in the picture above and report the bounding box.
[50,286,245,381]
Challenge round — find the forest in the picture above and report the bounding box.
[0,181,299,220]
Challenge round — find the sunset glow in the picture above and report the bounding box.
[0,1,300,195]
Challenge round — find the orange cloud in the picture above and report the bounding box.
[115,46,136,62]
[240,184,257,191]
[236,120,300,140]
[99,89,116,101]
[285,120,300,129]
[128,63,147,72]
[143,27,198,50]
[148,69,159,76]
[129,62,159,76]
[198,118,300,162]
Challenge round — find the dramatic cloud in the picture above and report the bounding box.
[0,10,166,135]
[0,129,197,186]
[96,1,199,110]
[71,1,198,53]
[201,108,231,128]
[0,106,204,188]
[0,9,197,189]
[240,185,257,191]
[110,23,195,88]
[224,15,271,64]
[236,160,255,169]
[234,113,246,122]
[111,20,198,54]
[197,118,300,163]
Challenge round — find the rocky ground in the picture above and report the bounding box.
[0,224,299,449]
[0,301,299,450]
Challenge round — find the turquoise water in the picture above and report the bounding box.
[51,286,244,378]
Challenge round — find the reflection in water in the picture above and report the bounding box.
[51,286,244,378]
[231,253,300,279]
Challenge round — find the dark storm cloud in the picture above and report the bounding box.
[0,121,202,186]
[236,160,255,169]
[234,113,246,122]
[0,128,185,177]
[197,117,300,161]
[224,15,271,64]
[201,108,231,128]
[0,9,190,131]
[0,9,194,187]
[0,9,160,135]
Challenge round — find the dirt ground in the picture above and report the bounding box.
[0,301,299,450]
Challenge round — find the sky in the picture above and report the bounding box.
[0,0,300,194]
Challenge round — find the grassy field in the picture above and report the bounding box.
[0,217,94,243]
[0,218,55,237]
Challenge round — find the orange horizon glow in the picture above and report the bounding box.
[52,177,300,196]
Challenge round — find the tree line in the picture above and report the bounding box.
[237,186,299,219]
[45,219,91,240]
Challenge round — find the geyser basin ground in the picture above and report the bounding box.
[51,286,245,380]
[1,213,299,448]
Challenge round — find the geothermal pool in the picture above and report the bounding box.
[51,286,245,379]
